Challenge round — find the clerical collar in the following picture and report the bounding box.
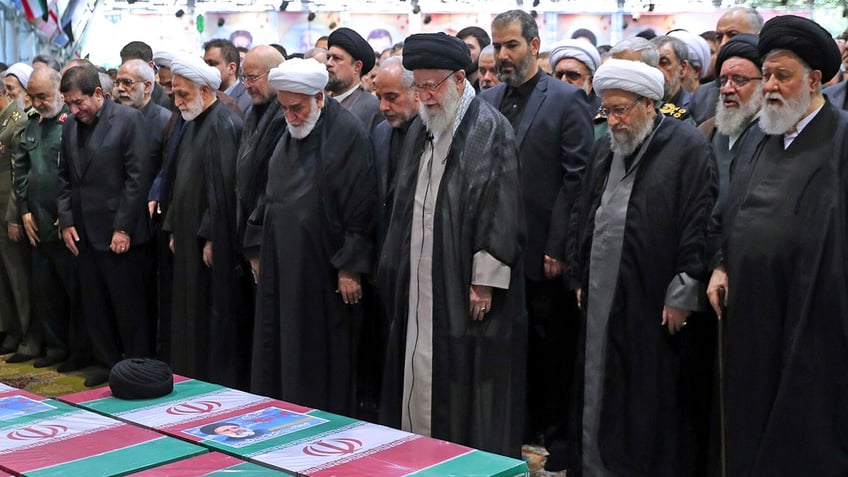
[506,68,542,99]
[333,83,359,103]
[783,103,823,149]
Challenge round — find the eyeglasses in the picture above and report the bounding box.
[241,72,268,84]
[718,74,762,88]
[411,71,456,94]
[114,78,140,88]
[555,70,584,82]
[597,96,643,119]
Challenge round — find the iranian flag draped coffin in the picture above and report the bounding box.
[0,387,204,476]
[60,376,529,476]
[127,452,272,475]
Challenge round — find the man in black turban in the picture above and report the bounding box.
[326,27,381,130]
[378,31,527,457]
[708,14,848,476]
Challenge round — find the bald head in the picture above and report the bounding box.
[716,7,764,47]
[243,45,285,105]
[28,66,64,118]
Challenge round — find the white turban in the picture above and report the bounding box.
[268,58,328,95]
[170,54,221,90]
[593,59,664,101]
[4,63,33,90]
[549,39,601,74]
[152,51,174,69]
[668,30,711,79]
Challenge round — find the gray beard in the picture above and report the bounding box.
[179,93,205,121]
[715,88,762,137]
[419,81,461,135]
[609,113,656,156]
[288,100,321,139]
[758,90,812,135]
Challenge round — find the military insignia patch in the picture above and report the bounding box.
[59,113,68,123]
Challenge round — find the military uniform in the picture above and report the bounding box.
[0,100,33,356]
[592,100,693,140]
[14,105,82,364]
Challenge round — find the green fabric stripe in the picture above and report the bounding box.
[205,461,284,475]
[205,411,359,457]
[25,437,205,477]
[75,379,222,415]
[407,450,529,477]
[0,400,76,430]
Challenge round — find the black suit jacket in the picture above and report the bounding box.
[689,81,719,126]
[372,119,403,252]
[480,73,594,280]
[58,99,153,251]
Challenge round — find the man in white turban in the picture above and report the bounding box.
[162,53,250,390]
[549,39,601,106]
[152,51,176,97]
[4,63,33,109]
[566,57,716,476]
[250,55,377,418]
[668,29,712,93]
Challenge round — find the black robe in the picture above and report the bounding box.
[568,117,716,475]
[162,100,247,389]
[250,98,376,417]
[235,100,285,255]
[718,101,848,476]
[378,98,527,457]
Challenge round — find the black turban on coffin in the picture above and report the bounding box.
[328,27,376,74]
[758,15,841,82]
[109,358,174,399]
[715,33,760,77]
[403,33,472,72]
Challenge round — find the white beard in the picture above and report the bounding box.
[715,85,762,137]
[609,111,656,156]
[287,98,321,139]
[758,88,812,135]
[419,80,461,135]
[179,92,205,121]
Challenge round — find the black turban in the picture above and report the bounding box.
[109,358,173,400]
[328,27,375,74]
[758,15,841,82]
[715,34,761,77]
[403,33,472,72]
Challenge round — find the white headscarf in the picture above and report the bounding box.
[668,30,712,79]
[170,54,221,90]
[268,58,328,95]
[549,39,602,74]
[593,59,664,101]
[4,63,33,89]
[152,51,175,69]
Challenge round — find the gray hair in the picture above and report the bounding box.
[610,37,659,67]
[378,56,413,88]
[98,72,113,94]
[652,36,689,64]
[724,6,764,34]
[480,44,495,59]
[121,58,155,84]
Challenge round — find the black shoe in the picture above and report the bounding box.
[33,354,66,368]
[84,370,110,387]
[0,344,17,355]
[57,355,88,373]
[5,353,34,363]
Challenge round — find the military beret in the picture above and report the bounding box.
[328,27,376,74]
[403,33,472,72]
[758,15,841,82]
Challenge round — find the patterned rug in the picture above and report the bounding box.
[0,353,98,397]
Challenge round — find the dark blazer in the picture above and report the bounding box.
[372,119,404,252]
[824,81,847,111]
[58,99,153,251]
[227,81,253,115]
[689,81,719,126]
[480,73,594,281]
[341,85,382,132]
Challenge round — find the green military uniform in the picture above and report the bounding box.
[0,100,33,355]
[14,104,81,363]
[592,100,693,140]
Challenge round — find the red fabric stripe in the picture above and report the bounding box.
[307,437,469,477]
[129,452,244,476]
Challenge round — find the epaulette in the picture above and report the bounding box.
[593,112,606,125]
[27,108,39,118]
[10,110,22,122]
[659,102,690,120]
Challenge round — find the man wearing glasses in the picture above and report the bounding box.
[549,39,602,114]
[378,33,525,458]
[480,9,593,462]
[569,58,715,475]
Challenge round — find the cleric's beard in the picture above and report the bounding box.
[419,80,461,135]
[759,88,811,136]
[609,111,656,156]
[287,99,321,139]
[715,85,762,137]
[179,92,205,121]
